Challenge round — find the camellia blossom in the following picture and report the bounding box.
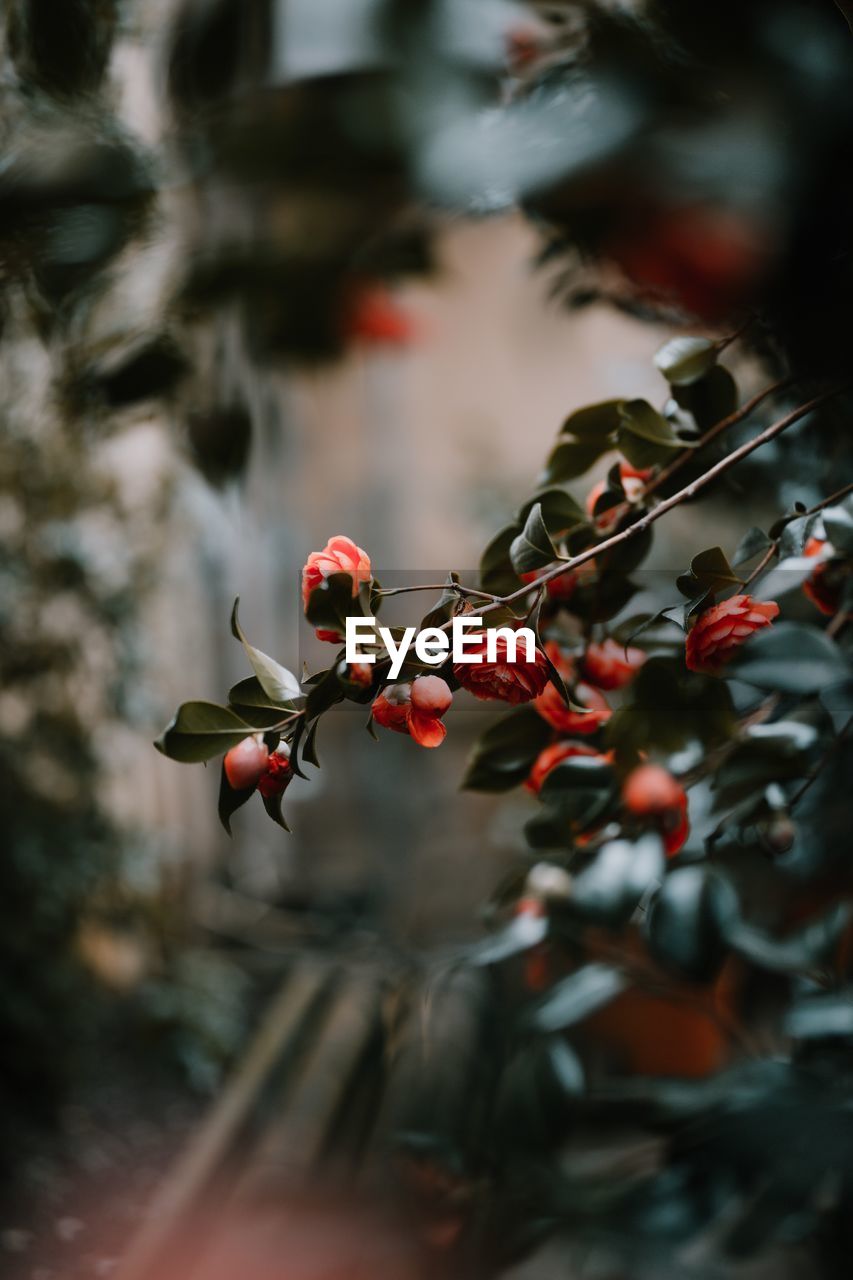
[585,460,650,534]
[258,749,292,799]
[452,631,550,704]
[685,594,779,673]
[224,735,269,790]
[802,537,839,616]
[622,763,689,856]
[525,740,610,794]
[532,645,611,734]
[302,535,372,643]
[582,638,646,690]
[344,285,417,347]
[371,675,452,747]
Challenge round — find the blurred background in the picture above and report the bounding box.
[2,1,851,1276]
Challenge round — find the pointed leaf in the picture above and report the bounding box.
[217,762,255,836]
[510,502,560,574]
[733,526,772,567]
[559,400,624,439]
[539,438,608,485]
[654,336,717,386]
[823,496,853,554]
[618,399,683,447]
[525,963,628,1033]
[261,788,291,832]
[154,701,254,763]
[729,623,848,694]
[462,707,552,792]
[231,598,302,703]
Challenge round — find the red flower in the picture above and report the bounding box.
[372,676,452,748]
[224,736,269,790]
[685,594,780,673]
[302,535,371,643]
[582,638,646,690]
[525,741,609,794]
[802,537,840,616]
[585,480,622,534]
[344,286,417,347]
[534,679,611,735]
[453,632,550,705]
[622,763,689,856]
[258,749,292,799]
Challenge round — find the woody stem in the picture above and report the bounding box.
[486,385,845,614]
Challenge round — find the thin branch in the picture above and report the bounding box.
[486,385,845,613]
[374,583,497,602]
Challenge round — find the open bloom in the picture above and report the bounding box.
[258,749,292,799]
[224,735,269,790]
[525,741,609,794]
[372,675,452,747]
[302,535,371,643]
[453,632,550,704]
[532,645,611,734]
[802,537,840,616]
[582,638,646,690]
[622,763,689,856]
[685,594,779,673]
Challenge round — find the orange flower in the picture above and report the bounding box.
[452,632,550,704]
[802,537,840,616]
[585,480,621,534]
[622,763,689,856]
[302,535,371,643]
[534,679,611,735]
[224,736,269,790]
[525,740,609,794]
[582,638,646,690]
[372,676,452,748]
[344,286,417,347]
[685,594,779,673]
[258,749,293,799]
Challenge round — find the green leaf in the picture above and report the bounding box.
[616,426,679,471]
[539,756,615,798]
[559,400,624,439]
[525,963,628,1033]
[301,718,321,768]
[304,665,344,721]
[462,707,553,792]
[261,787,291,833]
[606,657,735,757]
[728,623,849,694]
[304,571,364,634]
[480,524,522,596]
[217,762,255,836]
[519,488,587,536]
[510,502,560,574]
[823,496,853,555]
[539,438,608,485]
[819,679,853,733]
[228,676,294,728]
[618,399,683,447]
[733,526,772,567]
[654,336,717,386]
[673,366,738,430]
[677,545,741,598]
[420,572,462,630]
[231,598,301,703]
[154,701,254,763]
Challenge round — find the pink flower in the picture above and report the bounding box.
[622,764,689,856]
[302,535,372,643]
[582,638,646,690]
[372,676,453,748]
[685,594,779,674]
[453,632,550,705]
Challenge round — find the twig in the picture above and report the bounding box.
[375,583,497,602]
[485,385,845,614]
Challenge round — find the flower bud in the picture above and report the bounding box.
[224,735,269,790]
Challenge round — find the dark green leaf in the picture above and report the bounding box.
[154,701,254,763]
[217,762,255,836]
[301,718,321,768]
[654,336,717,386]
[468,913,549,966]
[480,524,522,596]
[525,963,628,1033]
[823,496,853,555]
[304,571,364,634]
[819,679,853,733]
[677,546,741,598]
[539,755,615,798]
[616,426,680,471]
[645,868,733,983]
[228,675,295,728]
[733,527,772,568]
[673,366,738,430]
[559,400,624,439]
[462,707,553,792]
[619,399,683,447]
[570,835,665,927]
[261,787,291,832]
[539,438,608,485]
[510,502,560,574]
[723,903,851,975]
[304,665,345,720]
[729,623,849,694]
[519,488,587,536]
[231,598,301,703]
[420,572,462,630]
